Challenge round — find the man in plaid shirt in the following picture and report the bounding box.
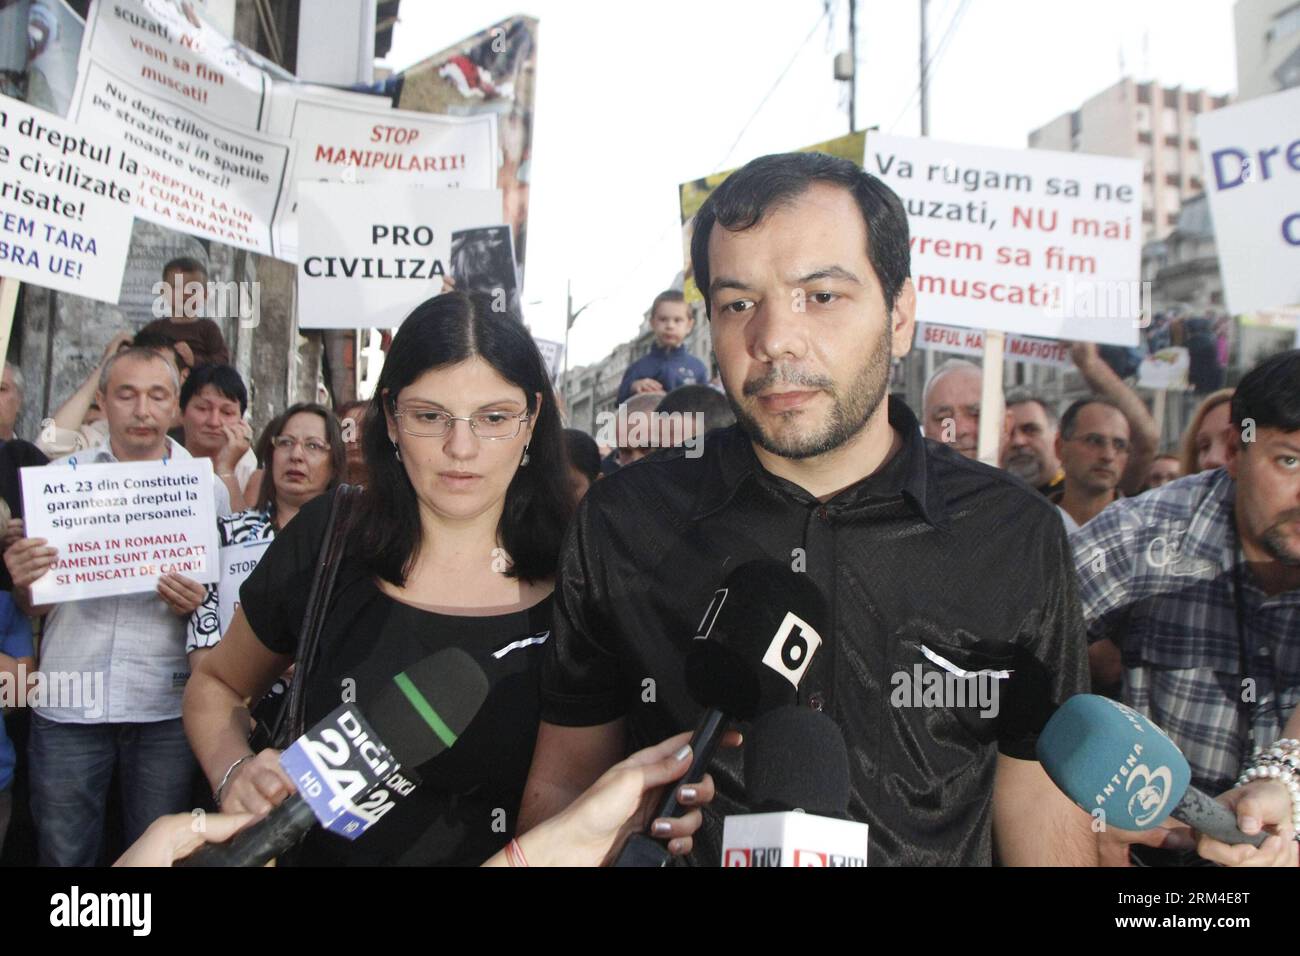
[1072,350,1300,864]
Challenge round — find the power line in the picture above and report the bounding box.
[589,4,835,332]
[887,0,970,134]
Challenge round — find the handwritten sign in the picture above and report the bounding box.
[217,537,270,634]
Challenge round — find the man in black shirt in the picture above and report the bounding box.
[521,152,1096,865]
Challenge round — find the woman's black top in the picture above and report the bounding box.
[239,494,551,866]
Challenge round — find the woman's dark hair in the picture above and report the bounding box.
[181,363,248,414]
[354,291,573,585]
[253,403,345,512]
[564,429,601,482]
[1231,349,1300,438]
[690,151,910,318]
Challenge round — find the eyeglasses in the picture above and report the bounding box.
[393,407,531,440]
[1073,433,1130,454]
[271,435,332,456]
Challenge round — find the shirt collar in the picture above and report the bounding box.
[692,395,951,530]
[82,435,190,465]
[651,342,684,358]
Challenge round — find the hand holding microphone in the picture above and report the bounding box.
[1037,695,1297,866]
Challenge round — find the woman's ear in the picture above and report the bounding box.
[529,391,542,440]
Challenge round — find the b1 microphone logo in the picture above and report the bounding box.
[761,612,822,689]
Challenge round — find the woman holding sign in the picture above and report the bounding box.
[185,403,345,673]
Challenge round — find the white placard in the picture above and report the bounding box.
[217,537,270,635]
[71,60,294,256]
[70,0,272,130]
[0,94,135,302]
[1196,86,1300,314]
[915,322,1072,367]
[296,183,503,329]
[533,337,564,381]
[275,99,498,261]
[21,457,221,603]
[867,133,1143,346]
[1137,346,1191,391]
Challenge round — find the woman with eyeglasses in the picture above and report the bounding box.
[186,403,345,674]
[182,293,706,866]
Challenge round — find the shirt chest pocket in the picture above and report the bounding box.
[885,629,1016,772]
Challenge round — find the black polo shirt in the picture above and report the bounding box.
[542,396,1089,866]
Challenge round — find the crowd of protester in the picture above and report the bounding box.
[1,158,1297,868]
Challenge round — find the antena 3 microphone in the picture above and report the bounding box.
[1036,694,1266,848]
[179,648,490,866]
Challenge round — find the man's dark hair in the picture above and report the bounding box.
[690,151,910,319]
[1005,388,1058,427]
[1231,349,1300,438]
[1059,395,1124,440]
[162,256,208,281]
[650,289,686,318]
[132,330,188,372]
[180,363,248,414]
[564,428,601,482]
[655,384,735,434]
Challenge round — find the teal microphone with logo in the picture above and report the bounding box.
[1037,694,1266,847]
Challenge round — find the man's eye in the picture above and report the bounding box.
[721,300,752,314]
[810,292,838,305]
[1280,456,1299,469]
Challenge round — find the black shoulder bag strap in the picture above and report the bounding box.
[268,482,360,749]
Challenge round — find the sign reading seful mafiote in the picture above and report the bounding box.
[21,457,221,604]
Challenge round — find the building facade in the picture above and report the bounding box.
[1028,78,1231,240]
[1235,0,1300,100]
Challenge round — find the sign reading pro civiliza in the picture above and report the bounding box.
[21,457,221,604]
[296,183,503,328]
[1196,85,1300,315]
[867,133,1143,346]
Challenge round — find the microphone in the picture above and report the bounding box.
[1036,694,1267,848]
[179,648,490,866]
[722,706,867,866]
[745,705,850,817]
[614,559,828,867]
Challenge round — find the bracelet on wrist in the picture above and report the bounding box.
[214,753,255,808]
[1235,738,1300,840]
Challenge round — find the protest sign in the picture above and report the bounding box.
[296,182,502,329]
[1137,346,1190,391]
[0,94,135,302]
[72,58,294,256]
[679,130,867,304]
[71,0,278,130]
[217,537,270,635]
[397,16,539,278]
[915,322,1071,367]
[867,133,1143,346]
[533,337,564,382]
[275,99,498,261]
[21,456,221,603]
[1196,86,1300,315]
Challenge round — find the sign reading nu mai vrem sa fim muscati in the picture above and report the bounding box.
[20,457,221,604]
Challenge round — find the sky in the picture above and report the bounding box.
[381,0,1239,370]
